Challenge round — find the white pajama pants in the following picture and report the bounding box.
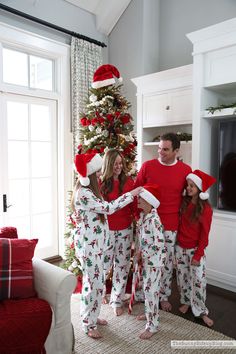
[142,262,162,332]
[79,254,104,333]
[175,245,209,317]
[103,226,133,308]
[159,230,177,302]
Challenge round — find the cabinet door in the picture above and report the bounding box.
[143,93,169,127]
[168,89,192,125]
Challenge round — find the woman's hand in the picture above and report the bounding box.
[130,186,143,197]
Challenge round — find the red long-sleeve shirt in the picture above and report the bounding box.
[103,177,135,230]
[135,159,191,230]
[177,202,213,262]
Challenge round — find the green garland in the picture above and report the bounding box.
[206,102,236,114]
[153,132,192,142]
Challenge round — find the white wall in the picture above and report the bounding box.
[159,0,236,70]
[109,0,236,130]
[109,0,160,129]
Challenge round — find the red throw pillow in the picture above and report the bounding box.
[0,227,18,239]
[0,238,38,300]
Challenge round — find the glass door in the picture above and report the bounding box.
[0,93,58,258]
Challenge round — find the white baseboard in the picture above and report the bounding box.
[206,269,236,293]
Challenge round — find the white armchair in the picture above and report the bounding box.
[33,258,77,354]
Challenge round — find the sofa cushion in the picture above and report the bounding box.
[0,226,18,239]
[0,238,38,300]
[0,297,52,354]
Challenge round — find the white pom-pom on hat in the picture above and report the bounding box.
[186,170,216,200]
[92,64,123,89]
[199,192,209,200]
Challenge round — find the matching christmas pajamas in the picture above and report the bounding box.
[74,187,134,333]
[175,245,209,317]
[135,209,165,332]
[104,226,133,308]
[159,230,177,302]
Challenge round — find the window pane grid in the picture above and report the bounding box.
[3,47,54,92]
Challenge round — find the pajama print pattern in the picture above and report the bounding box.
[74,187,134,333]
[104,226,133,308]
[135,209,165,332]
[159,230,177,302]
[175,245,209,317]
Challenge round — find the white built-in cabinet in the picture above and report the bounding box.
[187,17,236,293]
[132,65,193,169]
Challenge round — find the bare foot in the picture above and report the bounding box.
[87,328,102,338]
[114,307,124,316]
[97,318,108,325]
[160,300,172,312]
[139,329,155,340]
[202,315,214,327]
[136,314,146,320]
[179,304,190,314]
[102,296,109,304]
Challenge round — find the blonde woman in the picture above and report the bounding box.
[100,149,136,316]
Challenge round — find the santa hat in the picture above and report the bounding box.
[92,64,123,89]
[186,169,216,200]
[140,184,161,209]
[74,153,103,186]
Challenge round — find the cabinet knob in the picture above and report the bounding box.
[166,105,170,110]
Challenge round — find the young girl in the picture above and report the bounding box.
[72,152,142,338]
[100,149,135,316]
[133,184,165,339]
[176,169,216,327]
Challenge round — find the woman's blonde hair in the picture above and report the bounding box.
[71,172,105,223]
[100,149,128,198]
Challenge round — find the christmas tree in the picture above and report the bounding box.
[78,83,137,174]
[63,65,137,278]
[62,191,82,276]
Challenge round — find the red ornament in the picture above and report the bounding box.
[106,114,114,122]
[121,114,130,124]
[91,118,98,126]
[80,117,89,126]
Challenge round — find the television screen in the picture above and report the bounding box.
[218,119,236,211]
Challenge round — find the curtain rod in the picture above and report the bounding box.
[0,3,107,48]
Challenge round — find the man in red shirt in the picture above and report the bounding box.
[135,132,191,311]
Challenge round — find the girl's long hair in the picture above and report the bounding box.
[180,193,209,221]
[100,149,128,198]
[71,172,105,223]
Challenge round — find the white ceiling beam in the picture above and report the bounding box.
[95,0,131,35]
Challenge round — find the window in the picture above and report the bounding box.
[3,47,54,90]
[0,23,70,259]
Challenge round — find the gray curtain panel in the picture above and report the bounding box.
[71,37,102,156]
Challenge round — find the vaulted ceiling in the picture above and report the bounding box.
[64,0,132,35]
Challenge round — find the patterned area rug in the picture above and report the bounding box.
[71,295,235,354]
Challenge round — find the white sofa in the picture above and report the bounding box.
[33,258,77,354]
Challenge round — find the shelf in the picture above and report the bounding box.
[144,140,192,146]
[203,107,236,119]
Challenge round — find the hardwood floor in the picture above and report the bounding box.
[169,275,236,339]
